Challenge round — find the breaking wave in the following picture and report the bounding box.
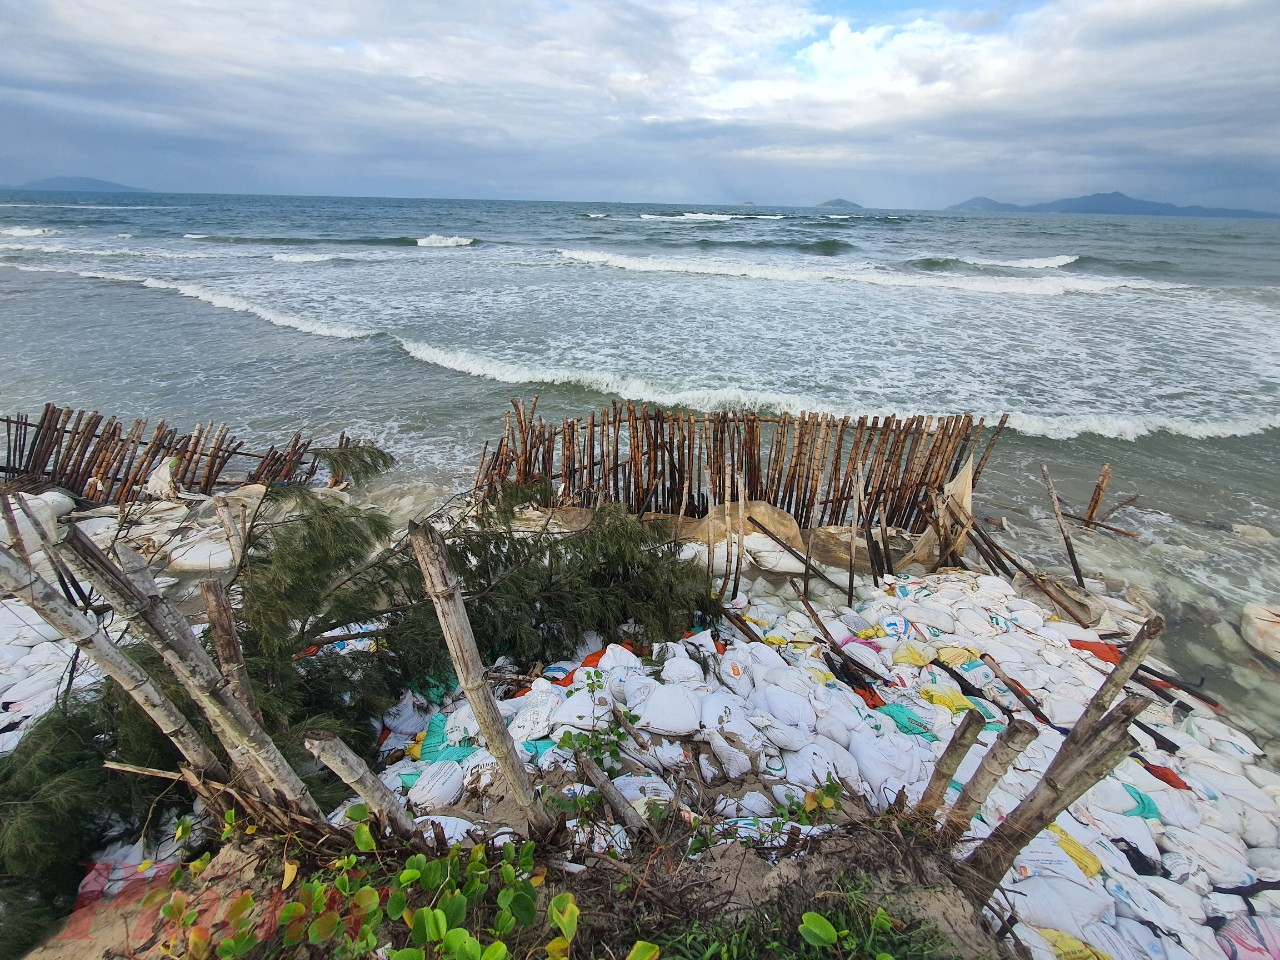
[0,226,58,237]
[416,235,475,247]
[558,249,1180,295]
[272,253,340,262]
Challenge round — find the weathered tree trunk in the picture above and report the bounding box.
[57,525,321,817]
[0,542,228,780]
[939,719,1038,844]
[574,749,652,837]
[409,521,554,834]
[200,578,263,724]
[914,709,985,822]
[305,729,416,838]
[965,695,1151,900]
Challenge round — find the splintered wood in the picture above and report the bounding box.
[474,399,1008,534]
[1,403,321,505]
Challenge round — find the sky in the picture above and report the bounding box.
[0,0,1277,209]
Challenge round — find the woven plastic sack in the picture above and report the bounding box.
[407,760,464,809]
[1011,876,1114,942]
[632,684,700,737]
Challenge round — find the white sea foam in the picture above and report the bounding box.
[1004,410,1280,441]
[416,235,474,247]
[7,264,370,339]
[962,255,1079,269]
[272,252,339,263]
[0,226,57,237]
[0,242,211,260]
[586,213,607,219]
[639,213,734,221]
[183,234,208,239]
[558,249,1180,295]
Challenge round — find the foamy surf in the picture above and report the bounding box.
[558,249,1178,295]
[272,253,340,263]
[416,235,474,247]
[962,255,1079,269]
[0,226,58,237]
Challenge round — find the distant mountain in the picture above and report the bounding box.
[9,176,150,193]
[816,198,863,209]
[946,191,1277,219]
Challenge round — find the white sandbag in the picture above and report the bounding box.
[749,713,811,751]
[743,533,808,574]
[699,690,751,730]
[1012,925,1059,960]
[507,681,565,742]
[415,815,477,845]
[702,729,754,781]
[839,641,887,677]
[1009,876,1115,942]
[1144,875,1207,925]
[810,734,861,790]
[1107,875,1187,934]
[902,604,955,635]
[977,575,1017,598]
[383,691,434,736]
[597,644,642,670]
[445,704,480,744]
[611,774,676,804]
[660,658,705,685]
[1012,834,1090,883]
[714,792,775,818]
[745,642,788,671]
[461,750,501,794]
[716,652,755,698]
[632,684,700,737]
[549,688,614,731]
[816,713,851,748]
[408,761,464,809]
[753,685,816,730]
[1079,921,1147,960]
[1249,848,1280,873]
[1241,603,1280,660]
[1159,825,1254,887]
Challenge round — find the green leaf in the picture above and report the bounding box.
[335,873,351,896]
[346,802,370,822]
[482,942,508,960]
[509,891,536,927]
[549,892,579,943]
[443,927,470,954]
[400,868,422,886]
[387,889,407,920]
[427,908,449,942]
[499,863,516,885]
[353,822,376,853]
[440,890,468,930]
[519,841,536,873]
[308,911,340,944]
[391,950,426,960]
[502,842,516,864]
[799,912,838,948]
[421,858,447,891]
[625,943,661,960]
[493,908,515,938]
[225,892,254,928]
[411,907,431,946]
[873,908,894,932]
[278,902,306,926]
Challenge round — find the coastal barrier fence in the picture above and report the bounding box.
[474,399,1008,533]
[0,403,322,506]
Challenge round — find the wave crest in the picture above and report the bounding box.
[0,226,58,237]
[416,235,474,247]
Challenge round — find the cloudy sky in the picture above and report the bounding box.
[1,0,1277,209]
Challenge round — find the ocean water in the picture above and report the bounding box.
[2,191,1277,744]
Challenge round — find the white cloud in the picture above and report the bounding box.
[0,0,1276,207]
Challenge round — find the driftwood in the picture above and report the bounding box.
[201,578,263,725]
[409,521,554,834]
[305,730,416,838]
[1040,464,1086,588]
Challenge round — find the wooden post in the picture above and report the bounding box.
[939,719,1038,845]
[914,709,985,821]
[1040,463,1086,589]
[408,521,554,834]
[1050,616,1162,768]
[200,578,263,725]
[305,730,416,838]
[965,695,1151,900]
[0,542,228,781]
[1083,464,1112,527]
[212,494,244,568]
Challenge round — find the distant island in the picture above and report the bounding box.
[945,191,1277,219]
[0,176,151,193]
[816,198,863,209]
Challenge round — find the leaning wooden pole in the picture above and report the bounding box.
[305,730,416,838]
[409,521,554,835]
[965,695,1151,901]
[1040,463,1086,588]
[939,719,1038,845]
[0,541,228,781]
[200,578,263,725]
[914,709,985,822]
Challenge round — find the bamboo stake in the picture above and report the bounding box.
[939,719,1038,844]
[305,730,416,837]
[409,522,553,834]
[914,709,985,821]
[1083,464,1112,526]
[1040,463,1086,588]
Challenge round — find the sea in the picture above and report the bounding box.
[1,191,1277,747]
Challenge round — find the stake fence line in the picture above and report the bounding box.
[1,403,322,505]
[475,400,1008,532]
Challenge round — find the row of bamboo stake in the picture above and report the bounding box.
[475,399,1008,533]
[1,404,321,505]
